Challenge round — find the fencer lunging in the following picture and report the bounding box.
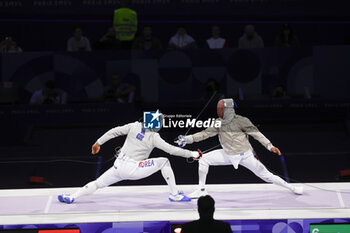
[176,98,303,198]
[58,120,201,204]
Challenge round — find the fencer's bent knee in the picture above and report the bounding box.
[156,157,169,169]
[199,157,209,167]
[198,161,209,174]
[255,168,273,183]
[254,162,274,183]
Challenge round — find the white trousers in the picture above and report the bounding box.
[72,156,178,200]
[96,157,169,187]
[198,149,294,191]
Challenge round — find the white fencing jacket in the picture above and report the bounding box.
[97,121,193,161]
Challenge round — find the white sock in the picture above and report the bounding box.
[198,163,209,190]
[160,161,178,195]
[71,181,98,199]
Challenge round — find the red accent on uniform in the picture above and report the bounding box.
[197,149,203,158]
[217,99,225,119]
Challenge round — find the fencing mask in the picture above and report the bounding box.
[217,98,236,125]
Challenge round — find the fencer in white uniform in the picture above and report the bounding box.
[58,120,201,203]
[176,98,303,198]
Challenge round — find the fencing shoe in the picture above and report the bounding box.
[169,192,191,202]
[292,186,304,195]
[188,188,208,199]
[58,194,75,204]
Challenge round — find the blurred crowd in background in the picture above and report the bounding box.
[0,0,349,106]
[3,22,347,53]
[1,0,349,53]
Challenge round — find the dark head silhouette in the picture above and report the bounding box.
[121,0,131,7]
[198,195,215,220]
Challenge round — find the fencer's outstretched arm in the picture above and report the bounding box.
[189,126,219,143]
[240,117,281,155]
[175,126,219,147]
[153,134,197,158]
[91,122,135,155]
[97,122,135,145]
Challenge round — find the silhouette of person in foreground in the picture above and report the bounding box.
[181,195,232,233]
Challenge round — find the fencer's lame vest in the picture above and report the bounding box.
[192,115,273,155]
[113,8,137,41]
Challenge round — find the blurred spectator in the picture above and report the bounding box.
[181,195,232,233]
[132,25,162,50]
[168,25,197,50]
[94,27,119,50]
[206,25,228,49]
[0,35,23,53]
[67,27,91,52]
[0,82,19,104]
[30,80,67,104]
[272,85,288,98]
[202,78,224,101]
[113,0,138,50]
[238,24,264,49]
[274,24,300,47]
[104,73,136,103]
